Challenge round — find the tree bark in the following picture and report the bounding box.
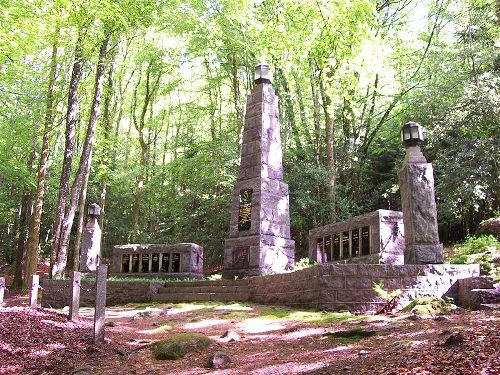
[230,51,243,140]
[318,74,336,216]
[309,60,322,166]
[131,62,161,239]
[24,36,58,287]
[52,32,110,278]
[50,36,84,277]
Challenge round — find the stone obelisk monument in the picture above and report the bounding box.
[223,64,295,278]
[398,121,443,264]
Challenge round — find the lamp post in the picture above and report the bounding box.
[398,121,443,264]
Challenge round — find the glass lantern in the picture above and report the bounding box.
[254,63,271,84]
[400,121,424,147]
[87,203,101,217]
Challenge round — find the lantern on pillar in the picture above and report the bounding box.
[254,63,271,84]
[400,121,424,148]
[87,203,101,218]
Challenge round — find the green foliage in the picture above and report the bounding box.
[448,235,499,279]
[293,258,316,271]
[372,280,401,302]
[153,333,212,360]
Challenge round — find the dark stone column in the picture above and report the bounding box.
[223,80,295,278]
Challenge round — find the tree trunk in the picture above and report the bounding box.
[99,55,116,242]
[318,74,336,216]
[131,63,162,239]
[12,195,30,288]
[24,36,58,287]
[309,60,322,166]
[52,33,110,278]
[230,52,243,139]
[50,36,84,277]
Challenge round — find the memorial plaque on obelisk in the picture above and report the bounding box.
[223,64,295,278]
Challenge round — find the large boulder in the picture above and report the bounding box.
[476,218,500,238]
[153,333,212,360]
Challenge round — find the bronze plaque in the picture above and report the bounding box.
[232,247,249,269]
[131,254,139,273]
[121,254,130,273]
[151,253,160,272]
[161,253,170,272]
[351,229,360,257]
[342,231,350,258]
[238,189,253,231]
[172,253,180,273]
[141,254,149,273]
[361,226,370,255]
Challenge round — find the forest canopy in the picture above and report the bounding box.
[0,0,498,284]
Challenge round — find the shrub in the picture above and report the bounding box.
[448,235,499,280]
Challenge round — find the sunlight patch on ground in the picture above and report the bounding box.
[250,361,329,375]
[323,345,352,353]
[283,327,326,339]
[214,303,253,311]
[237,317,287,334]
[138,324,173,335]
[183,318,230,329]
[168,303,212,315]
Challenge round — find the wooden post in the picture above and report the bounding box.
[29,275,40,308]
[93,265,107,344]
[0,277,5,305]
[69,271,81,321]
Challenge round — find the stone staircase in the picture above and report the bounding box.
[154,279,250,303]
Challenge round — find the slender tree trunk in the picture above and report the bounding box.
[72,171,89,271]
[99,56,116,243]
[309,60,322,166]
[230,52,243,139]
[24,36,58,287]
[12,195,30,287]
[131,63,161,239]
[292,72,312,147]
[52,33,110,278]
[276,68,303,153]
[318,74,336,216]
[50,36,84,277]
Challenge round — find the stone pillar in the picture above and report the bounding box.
[399,144,443,264]
[29,275,40,308]
[223,67,295,278]
[0,277,5,305]
[93,264,107,345]
[80,216,102,272]
[69,271,81,321]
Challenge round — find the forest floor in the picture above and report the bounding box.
[0,292,499,375]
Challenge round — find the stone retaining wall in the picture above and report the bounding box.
[41,264,479,313]
[248,264,479,312]
[41,280,163,308]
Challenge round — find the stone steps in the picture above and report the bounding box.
[153,280,250,303]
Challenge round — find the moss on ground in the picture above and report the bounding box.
[324,328,379,343]
[153,333,212,360]
[401,297,455,316]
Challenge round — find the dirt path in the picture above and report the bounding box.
[1,294,499,375]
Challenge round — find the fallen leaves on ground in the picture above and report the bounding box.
[1,297,499,375]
